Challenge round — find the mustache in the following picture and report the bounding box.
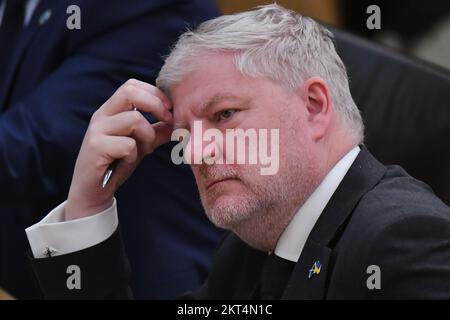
[199,165,240,182]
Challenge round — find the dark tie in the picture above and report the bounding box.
[0,0,26,89]
[259,254,296,300]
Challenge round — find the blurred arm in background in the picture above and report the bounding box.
[0,0,222,299]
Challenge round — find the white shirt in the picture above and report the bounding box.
[26,146,360,260]
[275,146,360,262]
[26,199,119,258]
[0,0,40,28]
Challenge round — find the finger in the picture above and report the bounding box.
[97,111,157,154]
[90,135,138,166]
[97,84,172,121]
[125,79,172,110]
[152,121,174,149]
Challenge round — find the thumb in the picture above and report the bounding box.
[152,121,174,149]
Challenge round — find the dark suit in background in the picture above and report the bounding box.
[28,148,450,299]
[0,0,222,299]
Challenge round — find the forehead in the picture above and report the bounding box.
[170,52,284,126]
[171,53,240,104]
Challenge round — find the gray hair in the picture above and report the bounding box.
[157,3,364,142]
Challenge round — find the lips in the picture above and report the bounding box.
[206,177,235,190]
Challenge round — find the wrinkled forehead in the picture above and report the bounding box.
[170,52,237,99]
[169,53,248,123]
[167,51,292,130]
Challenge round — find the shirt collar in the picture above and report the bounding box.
[274,146,361,262]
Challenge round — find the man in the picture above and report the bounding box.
[0,0,221,299]
[26,4,450,299]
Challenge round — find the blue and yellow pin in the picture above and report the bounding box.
[308,260,322,279]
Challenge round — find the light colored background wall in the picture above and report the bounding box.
[216,0,343,25]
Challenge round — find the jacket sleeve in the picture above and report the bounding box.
[366,214,450,299]
[28,227,132,299]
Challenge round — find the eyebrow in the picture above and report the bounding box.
[174,93,246,130]
[198,93,243,115]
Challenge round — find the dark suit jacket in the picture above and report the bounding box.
[0,0,222,299]
[27,148,450,299]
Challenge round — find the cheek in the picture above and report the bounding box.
[280,110,308,143]
[235,165,263,186]
[190,167,203,187]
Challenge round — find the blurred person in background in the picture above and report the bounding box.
[0,0,222,299]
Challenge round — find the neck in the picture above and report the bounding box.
[232,197,302,252]
[233,138,357,252]
[232,165,325,252]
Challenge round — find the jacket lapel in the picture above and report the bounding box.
[282,146,387,299]
[282,240,331,299]
[0,0,53,110]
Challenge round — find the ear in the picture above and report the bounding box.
[303,77,333,141]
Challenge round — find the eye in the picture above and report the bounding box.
[217,109,237,121]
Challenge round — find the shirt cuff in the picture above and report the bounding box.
[25,198,118,259]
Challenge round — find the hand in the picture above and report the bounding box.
[65,79,173,220]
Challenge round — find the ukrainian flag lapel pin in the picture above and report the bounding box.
[308,260,322,279]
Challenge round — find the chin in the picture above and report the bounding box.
[202,193,258,229]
